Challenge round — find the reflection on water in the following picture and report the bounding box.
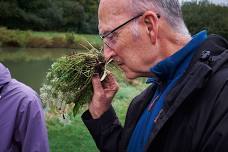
[0,48,82,92]
[0,47,74,61]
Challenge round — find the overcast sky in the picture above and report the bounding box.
[179,0,228,5]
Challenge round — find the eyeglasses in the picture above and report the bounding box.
[99,13,160,49]
[99,13,143,49]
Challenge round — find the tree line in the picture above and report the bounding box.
[0,0,227,38]
[182,1,228,38]
[0,0,99,34]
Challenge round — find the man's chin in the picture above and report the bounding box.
[119,65,140,79]
[124,71,139,80]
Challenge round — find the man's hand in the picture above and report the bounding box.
[89,73,119,119]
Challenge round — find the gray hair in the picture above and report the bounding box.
[130,0,190,35]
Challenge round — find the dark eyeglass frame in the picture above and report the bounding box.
[100,13,160,40]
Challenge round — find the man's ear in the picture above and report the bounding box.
[143,12,159,44]
[144,18,153,32]
[144,18,150,24]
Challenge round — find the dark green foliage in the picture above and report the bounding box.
[57,1,84,33]
[0,0,99,33]
[182,1,228,38]
[0,0,227,37]
[0,0,63,31]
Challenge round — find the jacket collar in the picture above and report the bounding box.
[148,30,207,82]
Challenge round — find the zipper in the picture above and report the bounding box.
[154,109,164,123]
[147,95,159,111]
[147,83,161,111]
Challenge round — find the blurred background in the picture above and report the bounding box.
[0,0,227,151]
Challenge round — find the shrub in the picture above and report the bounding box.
[1,39,21,47]
[51,36,66,48]
[26,37,51,48]
[65,33,75,45]
[0,27,23,47]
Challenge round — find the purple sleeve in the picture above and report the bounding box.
[14,95,49,152]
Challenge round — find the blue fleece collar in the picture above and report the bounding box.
[147,30,208,83]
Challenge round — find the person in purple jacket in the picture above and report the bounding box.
[0,63,49,152]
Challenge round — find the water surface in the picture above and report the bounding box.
[0,47,78,92]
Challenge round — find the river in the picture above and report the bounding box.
[0,47,79,92]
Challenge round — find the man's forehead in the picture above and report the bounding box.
[99,0,129,10]
[99,0,129,17]
[98,14,129,35]
[98,0,131,33]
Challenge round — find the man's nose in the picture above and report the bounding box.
[103,45,116,61]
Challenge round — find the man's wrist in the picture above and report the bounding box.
[89,108,108,119]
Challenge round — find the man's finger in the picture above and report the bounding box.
[106,73,116,81]
[105,73,118,85]
[102,73,119,90]
[92,73,103,91]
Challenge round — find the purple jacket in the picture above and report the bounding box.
[0,63,49,152]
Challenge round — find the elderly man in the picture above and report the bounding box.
[0,63,49,152]
[82,0,228,152]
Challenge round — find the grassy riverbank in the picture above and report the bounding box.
[0,27,102,49]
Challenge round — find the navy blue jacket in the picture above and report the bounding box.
[82,35,228,152]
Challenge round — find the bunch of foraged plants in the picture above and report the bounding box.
[40,47,109,116]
